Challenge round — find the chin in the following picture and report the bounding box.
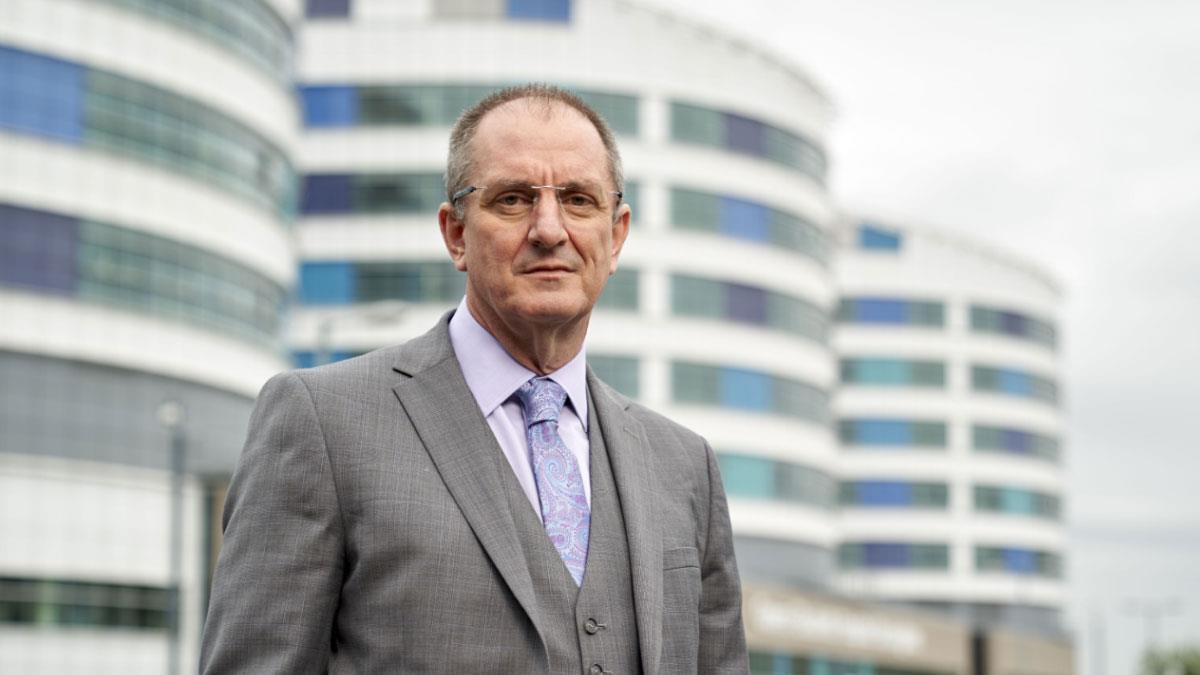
[513,292,593,325]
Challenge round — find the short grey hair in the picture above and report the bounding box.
[445,84,624,218]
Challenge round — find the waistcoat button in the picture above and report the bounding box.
[584,618,600,634]
[589,664,604,675]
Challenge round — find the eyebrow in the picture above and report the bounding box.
[484,179,606,194]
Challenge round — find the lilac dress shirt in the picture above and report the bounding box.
[447,298,591,512]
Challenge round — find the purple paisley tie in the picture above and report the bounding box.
[515,378,590,585]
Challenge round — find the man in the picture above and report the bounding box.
[201,84,748,674]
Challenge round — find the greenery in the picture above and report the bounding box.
[1140,645,1200,675]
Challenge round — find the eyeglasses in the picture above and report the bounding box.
[451,183,623,221]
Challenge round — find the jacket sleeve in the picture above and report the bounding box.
[698,441,750,674]
[200,371,344,674]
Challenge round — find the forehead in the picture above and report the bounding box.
[470,99,609,184]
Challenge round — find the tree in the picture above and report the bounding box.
[1140,645,1200,675]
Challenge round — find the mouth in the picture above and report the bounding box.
[523,265,574,277]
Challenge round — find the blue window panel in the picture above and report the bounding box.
[717,454,775,499]
[300,86,358,127]
[1003,547,1037,573]
[858,224,902,251]
[854,419,912,445]
[306,0,351,18]
[0,46,84,142]
[772,654,793,674]
[506,0,572,22]
[863,543,908,568]
[725,113,765,156]
[293,350,356,368]
[1001,428,1032,453]
[719,367,772,412]
[997,369,1032,396]
[857,481,913,506]
[301,174,354,214]
[726,283,767,325]
[1001,489,1035,515]
[854,358,909,385]
[855,298,906,323]
[719,196,769,242]
[0,204,79,292]
[299,262,355,304]
[1000,311,1026,336]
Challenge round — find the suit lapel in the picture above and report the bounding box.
[390,318,548,652]
[589,372,664,675]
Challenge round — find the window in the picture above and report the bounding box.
[976,546,1062,577]
[974,485,1061,519]
[858,223,903,251]
[0,577,170,630]
[669,187,828,264]
[840,358,946,387]
[300,173,443,215]
[717,453,834,508]
[589,354,639,398]
[669,101,827,184]
[0,46,84,142]
[671,274,828,344]
[596,268,639,311]
[972,365,1059,405]
[299,262,356,305]
[840,481,949,508]
[971,304,1057,349]
[837,297,945,327]
[292,351,361,368]
[672,362,828,423]
[306,0,351,18]
[0,203,78,292]
[973,424,1060,462]
[301,86,358,127]
[838,418,947,448]
[506,0,571,21]
[357,261,464,303]
[839,542,949,570]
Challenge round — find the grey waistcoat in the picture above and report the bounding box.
[498,398,641,675]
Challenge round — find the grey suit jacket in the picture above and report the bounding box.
[200,314,748,673]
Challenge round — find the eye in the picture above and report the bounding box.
[562,191,599,208]
[495,192,530,206]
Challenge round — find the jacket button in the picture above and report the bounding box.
[584,618,601,634]
[589,665,604,675]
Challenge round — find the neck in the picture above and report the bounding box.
[465,295,588,375]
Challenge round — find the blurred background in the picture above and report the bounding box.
[0,0,1196,673]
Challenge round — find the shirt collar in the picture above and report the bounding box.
[448,297,589,429]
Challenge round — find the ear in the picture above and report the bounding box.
[438,202,469,272]
[607,202,632,275]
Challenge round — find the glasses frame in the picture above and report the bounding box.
[450,184,624,217]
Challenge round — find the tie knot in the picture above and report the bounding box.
[515,378,567,427]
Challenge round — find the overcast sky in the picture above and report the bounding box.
[641,1,1200,672]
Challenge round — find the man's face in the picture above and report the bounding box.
[439,100,631,336]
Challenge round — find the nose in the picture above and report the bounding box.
[527,187,569,248]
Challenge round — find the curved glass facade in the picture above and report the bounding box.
[971,304,1057,350]
[100,0,293,82]
[975,546,1062,577]
[671,274,827,344]
[839,481,949,509]
[974,485,1061,519]
[971,364,1059,405]
[672,361,829,423]
[0,46,294,218]
[716,453,835,509]
[0,203,287,345]
[840,357,945,387]
[669,102,826,184]
[301,83,638,135]
[973,424,1060,462]
[734,536,832,589]
[670,187,828,264]
[837,297,945,327]
[838,542,950,570]
[0,352,255,474]
[838,418,947,449]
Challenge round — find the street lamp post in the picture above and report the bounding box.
[157,400,186,675]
